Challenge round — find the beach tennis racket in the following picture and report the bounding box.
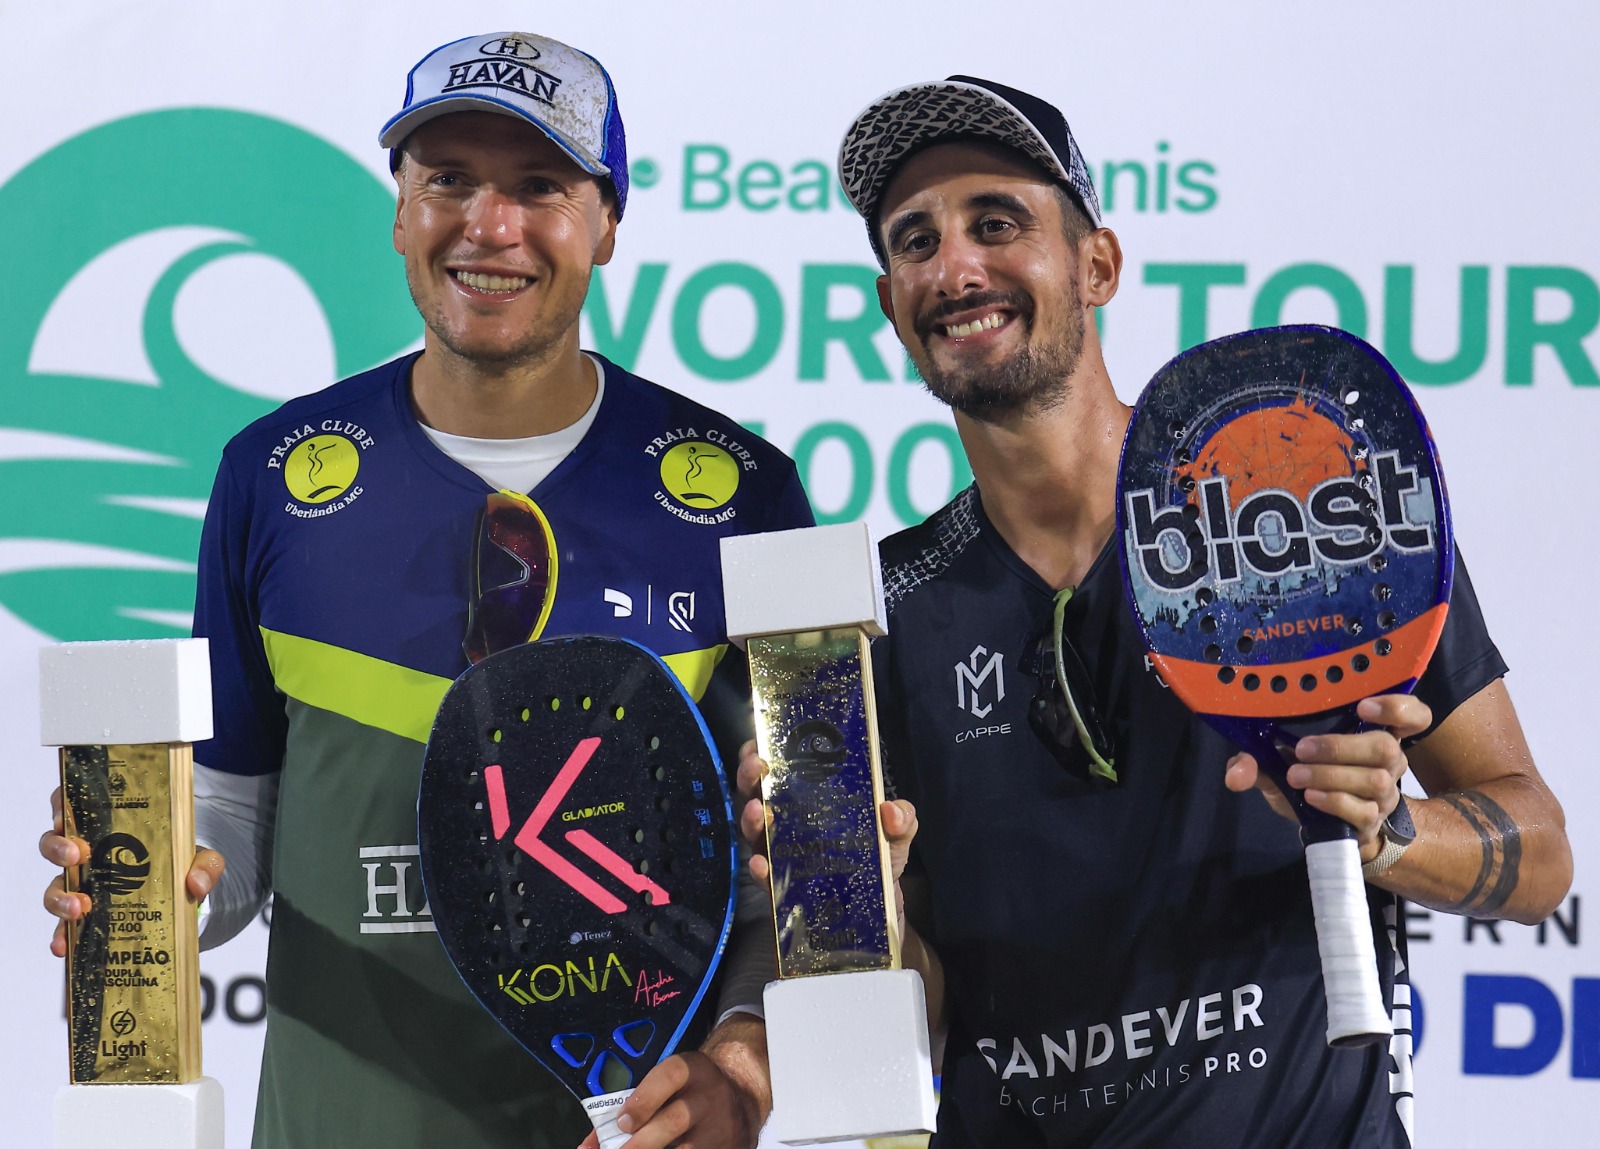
[1116,324,1453,1047]
[418,635,736,1146]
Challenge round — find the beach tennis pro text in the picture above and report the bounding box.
[1126,452,1434,593]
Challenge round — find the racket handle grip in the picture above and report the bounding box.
[582,1088,635,1149]
[1305,838,1393,1047]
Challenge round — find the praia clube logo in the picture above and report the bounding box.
[0,109,418,641]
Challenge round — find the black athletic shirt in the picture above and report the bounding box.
[873,486,1506,1149]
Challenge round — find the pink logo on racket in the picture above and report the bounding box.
[483,739,672,915]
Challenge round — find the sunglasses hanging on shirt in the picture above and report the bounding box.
[463,490,559,665]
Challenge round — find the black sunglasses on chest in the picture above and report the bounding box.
[1022,586,1118,783]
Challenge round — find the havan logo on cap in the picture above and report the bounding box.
[444,38,563,105]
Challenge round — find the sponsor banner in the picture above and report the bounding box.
[1,3,1595,1147]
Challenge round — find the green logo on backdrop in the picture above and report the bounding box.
[0,109,417,641]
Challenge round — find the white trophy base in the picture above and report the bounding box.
[55,1076,224,1149]
[764,967,937,1144]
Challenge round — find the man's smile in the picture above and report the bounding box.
[448,268,534,297]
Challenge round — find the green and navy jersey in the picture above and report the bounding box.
[193,351,812,1148]
[874,486,1505,1149]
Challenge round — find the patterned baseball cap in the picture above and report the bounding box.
[379,32,629,217]
[838,75,1101,264]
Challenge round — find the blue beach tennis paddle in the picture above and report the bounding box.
[1117,324,1452,1047]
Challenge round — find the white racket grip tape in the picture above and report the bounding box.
[582,1088,635,1149]
[1305,838,1394,1046]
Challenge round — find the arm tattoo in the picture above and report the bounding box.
[1441,790,1523,916]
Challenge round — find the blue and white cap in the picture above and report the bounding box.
[379,32,629,217]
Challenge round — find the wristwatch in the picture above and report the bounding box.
[1362,794,1417,880]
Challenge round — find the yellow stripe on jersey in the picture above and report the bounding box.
[662,644,729,701]
[260,627,452,744]
[260,627,729,742]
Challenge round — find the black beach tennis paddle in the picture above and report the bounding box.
[418,636,736,1145]
[1116,324,1453,1047]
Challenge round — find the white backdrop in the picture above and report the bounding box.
[2,2,1596,1145]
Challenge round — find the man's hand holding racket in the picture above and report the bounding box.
[1225,694,1432,864]
[574,1027,767,1149]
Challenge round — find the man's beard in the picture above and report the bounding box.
[911,287,1084,420]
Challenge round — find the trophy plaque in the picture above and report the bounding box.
[40,638,224,1148]
[721,523,936,1145]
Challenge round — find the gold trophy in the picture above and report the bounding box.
[721,523,936,1144]
[40,638,224,1146]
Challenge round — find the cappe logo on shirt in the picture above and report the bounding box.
[955,645,1006,718]
[359,844,435,935]
[0,109,416,642]
[444,38,563,105]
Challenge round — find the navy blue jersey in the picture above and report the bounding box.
[874,486,1504,1149]
[191,352,812,1149]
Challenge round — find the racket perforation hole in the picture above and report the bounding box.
[520,707,531,722]
[1349,416,1365,431]
[1175,447,1193,465]
[514,881,526,898]
[656,796,671,812]
[637,859,650,875]
[1374,583,1392,601]
[490,729,503,744]
[1200,615,1217,634]
[648,735,662,751]
[1217,667,1236,684]
[1235,634,1253,654]
[477,857,494,875]
[473,800,485,812]
[645,919,659,936]
[1299,674,1317,692]
[1182,502,1200,520]
[1352,654,1371,672]
[548,696,561,711]
[1270,676,1288,693]
[1346,617,1365,636]
[464,767,480,783]
[613,705,625,720]
[484,890,497,907]
[1375,639,1393,656]
[1242,674,1260,691]
[477,829,490,844]
[1196,587,1214,607]
[581,696,593,710]
[652,766,666,783]
[1168,419,1185,438]
[632,827,645,844]
[1343,389,1360,406]
[1378,610,1396,629]
[1326,665,1344,683]
[504,848,519,866]
[517,913,531,929]
[1353,445,1369,460]
[1179,475,1197,493]
[1370,555,1388,572]
[1203,643,1222,662]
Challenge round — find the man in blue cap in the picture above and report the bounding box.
[42,32,807,1148]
